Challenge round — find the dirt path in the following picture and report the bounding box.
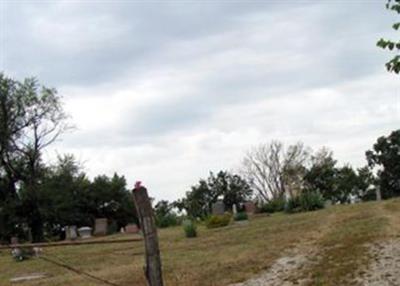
[357,202,400,286]
[357,239,400,286]
[230,202,400,286]
[230,211,338,286]
[230,246,315,286]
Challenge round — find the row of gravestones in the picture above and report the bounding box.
[64,219,140,241]
[212,201,256,216]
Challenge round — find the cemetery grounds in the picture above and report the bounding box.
[1,198,400,286]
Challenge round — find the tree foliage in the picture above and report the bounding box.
[154,200,178,228]
[175,171,252,219]
[377,0,400,73]
[0,73,69,241]
[366,129,400,199]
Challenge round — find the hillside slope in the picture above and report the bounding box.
[1,199,399,286]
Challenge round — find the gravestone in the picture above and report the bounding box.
[94,218,108,236]
[232,204,238,214]
[65,226,78,240]
[10,237,19,245]
[212,201,225,215]
[125,223,139,234]
[78,227,92,239]
[324,200,332,208]
[244,201,256,215]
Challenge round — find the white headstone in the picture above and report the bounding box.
[232,204,237,214]
[78,227,92,239]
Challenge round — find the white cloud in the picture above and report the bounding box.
[4,1,399,201]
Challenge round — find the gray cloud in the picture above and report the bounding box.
[2,0,398,200]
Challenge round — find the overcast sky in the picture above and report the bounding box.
[1,0,399,201]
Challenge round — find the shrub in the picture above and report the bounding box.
[107,220,118,235]
[11,248,35,262]
[285,191,324,213]
[182,220,197,238]
[205,213,231,229]
[156,213,178,228]
[259,198,286,213]
[234,212,248,221]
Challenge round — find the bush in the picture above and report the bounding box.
[205,213,231,229]
[259,198,286,213]
[285,191,324,213]
[182,220,197,238]
[156,213,178,228]
[234,212,248,221]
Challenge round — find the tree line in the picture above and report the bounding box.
[156,130,400,221]
[1,72,399,240]
[0,74,137,243]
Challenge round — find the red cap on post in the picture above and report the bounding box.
[134,181,143,191]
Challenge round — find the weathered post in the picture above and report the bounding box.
[132,182,163,286]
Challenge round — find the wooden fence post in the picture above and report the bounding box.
[132,183,164,286]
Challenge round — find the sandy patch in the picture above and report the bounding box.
[358,239,400,286]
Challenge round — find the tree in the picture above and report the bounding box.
[175,171,252,218]
[0,74,69,242]
[334,166,359,204]
[377,0,400,74]
[86,173,137,229]
[208,171,253,210]
[366,129,400,199]
[37,154,91,237]
[304,148,339,202]
[175,179,212,219]
[355,166,377,201]
[242,141,310,202]
[154,200,178,228]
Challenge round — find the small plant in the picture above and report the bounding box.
[234,212,248,221]
[205,213,231,229]
[285,191,324,213]
[259,198,286,213]
[156,214,178,228]
[11,248,34,262]
[182,220,197,238]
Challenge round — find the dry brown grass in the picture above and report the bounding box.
[1,199,399,286]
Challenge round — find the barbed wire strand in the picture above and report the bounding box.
[39,255,123,286]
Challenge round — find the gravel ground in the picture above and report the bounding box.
[230,248,313,286]
[358,239,400,286]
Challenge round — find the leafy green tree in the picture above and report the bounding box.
[86,173,137,229]
[304,148,338,202]
[366,130,400,199]
[154,200,178,228]
[208,171,253,210]
[0,73,68,242]
[36,155,91,237]
[355,166,377,201]
[334,166,359,204]
[305,149,368,203]
[175,171,252,218]
[377,0,400,73]
[175,179,212,219]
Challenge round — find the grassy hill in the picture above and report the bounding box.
[1,198,399,286]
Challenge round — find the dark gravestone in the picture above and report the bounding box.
[10,237,19,245]
[94,218,108,236]
[212,201,225,215]
[244,201,256,214]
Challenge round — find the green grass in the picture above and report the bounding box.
[0,199,398,286]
